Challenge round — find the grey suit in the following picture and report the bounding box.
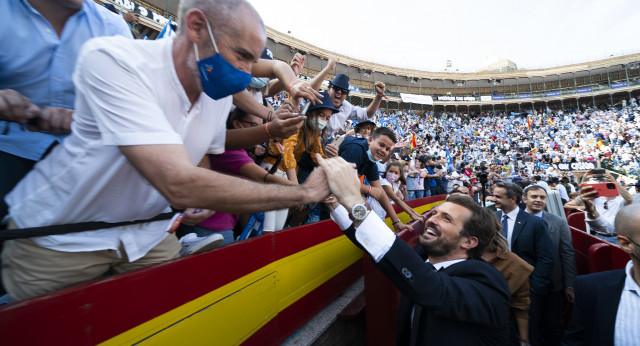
[541,211,576,291]
[539,211,577,345]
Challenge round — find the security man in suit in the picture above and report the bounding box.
[318,154,511,345]
[564,204,640,346]
[523,185,576,346]
[494,181,554,346]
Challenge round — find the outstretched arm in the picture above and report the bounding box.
[119,144,329,212]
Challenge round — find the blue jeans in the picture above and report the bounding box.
[414,190,425,199]
[594,233,618,245]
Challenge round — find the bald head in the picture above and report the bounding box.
[178,0,265,40]
[615,204,640,238]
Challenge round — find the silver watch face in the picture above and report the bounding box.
[352,204,368,220]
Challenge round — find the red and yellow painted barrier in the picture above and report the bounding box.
[0,196,443,345]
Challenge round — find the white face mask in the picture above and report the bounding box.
[311,118,327,131]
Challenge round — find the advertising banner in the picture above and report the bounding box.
[400,93,434,105]
[611,82,628,89]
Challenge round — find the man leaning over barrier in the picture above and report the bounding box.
[2,0,327,301]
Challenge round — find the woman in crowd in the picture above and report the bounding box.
[264,91,339,227]
[177,108,295,254]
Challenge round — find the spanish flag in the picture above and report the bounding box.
[411,133,417,149]
[527,118,533,129]
[549,118,554,124]
[429,114,433,121]
[596,140,603,148]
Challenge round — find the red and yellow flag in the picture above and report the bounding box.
[596,140,603,148]
[527,118,533,129]
[411,133,417,149]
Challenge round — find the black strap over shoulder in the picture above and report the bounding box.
[0,212,174,240]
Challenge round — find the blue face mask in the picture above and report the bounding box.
[367,149,379,163]
[194,19,252,100]
[249,77,269,89]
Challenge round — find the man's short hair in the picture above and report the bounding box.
[494,181,523,201]
[370,127,397,143]
[523,184,546,198]
[446,194,495,259]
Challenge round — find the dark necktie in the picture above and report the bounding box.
[501,214,509,238]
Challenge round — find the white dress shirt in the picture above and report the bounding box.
[331,204,395,262]
[501,207,520,250]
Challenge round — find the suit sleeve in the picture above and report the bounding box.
[558,220,577,288]
[531,218,555,294]
[562,276,588,345]
[342,224,510,327]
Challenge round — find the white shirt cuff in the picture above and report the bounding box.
[330,204,352,230]
[331,205,396,263]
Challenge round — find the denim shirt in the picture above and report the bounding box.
[0,0,132,160]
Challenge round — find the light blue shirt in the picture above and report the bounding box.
[0,0,132,160]
[615,260,640,345]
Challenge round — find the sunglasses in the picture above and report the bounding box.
[331,85,349,96]
[239,120,259,127]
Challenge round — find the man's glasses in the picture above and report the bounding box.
[603,201,608,210]
[331,85,349,96]
[239,120,259,127]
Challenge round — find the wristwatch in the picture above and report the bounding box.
[350,203,369,221]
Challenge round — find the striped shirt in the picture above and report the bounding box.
[614,260,640,345]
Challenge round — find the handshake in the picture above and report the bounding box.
[312,154,365,212]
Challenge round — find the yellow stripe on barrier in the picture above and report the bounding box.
[100,235,362,346]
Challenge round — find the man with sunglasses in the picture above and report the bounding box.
[307,65,385,156]
[579,170,632,243]
[324,74,385,141]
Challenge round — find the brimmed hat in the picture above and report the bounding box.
[329,73,350,90]
[261,47,273,60]
[307,91,339,114]
[355,120,377,130]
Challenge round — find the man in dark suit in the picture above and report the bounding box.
[318,155,511,345]
[564,204,640,346]
[523,185,576,345]
[494,181,554,346]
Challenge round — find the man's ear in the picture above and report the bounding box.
[461,236,478,251]
[367,136,373,146]
[617,235,634,255]
[184,9,207,44]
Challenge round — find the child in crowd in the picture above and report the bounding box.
[368,161,424,222]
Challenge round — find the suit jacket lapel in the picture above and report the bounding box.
[511,210,526,244]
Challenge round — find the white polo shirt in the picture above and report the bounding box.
[7,36,231,262]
